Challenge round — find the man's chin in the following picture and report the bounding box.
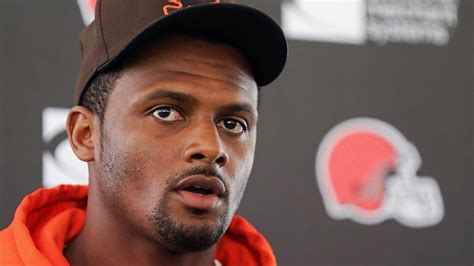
[149,204,230,252]
[169,223,225,252]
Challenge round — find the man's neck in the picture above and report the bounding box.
[63,186,217,266]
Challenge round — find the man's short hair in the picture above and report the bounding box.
[80,69,121,123]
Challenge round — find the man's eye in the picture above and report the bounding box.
[151,107,183,122]
[217,119,247,134]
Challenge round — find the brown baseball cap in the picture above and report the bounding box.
[74,0,288,104]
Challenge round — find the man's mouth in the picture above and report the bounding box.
[174,175,226,211]
[182,186,215,195]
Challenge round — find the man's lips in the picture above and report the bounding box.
[174,175,226,211]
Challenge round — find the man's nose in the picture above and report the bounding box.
[183,121,229,167]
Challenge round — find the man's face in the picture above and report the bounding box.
[95,35,258,252]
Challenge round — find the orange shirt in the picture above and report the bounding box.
[0,185,276,266]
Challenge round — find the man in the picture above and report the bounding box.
[0,0,287,265]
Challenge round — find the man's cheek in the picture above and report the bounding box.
[236,151,255,175]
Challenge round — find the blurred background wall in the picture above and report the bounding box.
[0,0,472,265]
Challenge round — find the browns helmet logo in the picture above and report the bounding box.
[315,117,444,227]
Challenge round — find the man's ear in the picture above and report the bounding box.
[66,106,98,162]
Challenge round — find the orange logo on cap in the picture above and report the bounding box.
[163,0,221,15]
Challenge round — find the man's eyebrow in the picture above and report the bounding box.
[219,103,258,119]
[138,89,257,117]
[140,89,198,104]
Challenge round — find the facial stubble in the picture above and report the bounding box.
[98,129,244,252]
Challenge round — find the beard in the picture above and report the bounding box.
[98,129,234,252]
[149,192,230,252]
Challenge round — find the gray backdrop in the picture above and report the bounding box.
[0,1,472,265]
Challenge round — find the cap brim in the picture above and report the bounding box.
[97,3,288,86]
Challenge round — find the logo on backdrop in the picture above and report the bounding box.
[315,117,444,228]
[77,0,96,25]
[282,0,460,46]
[42,107,88,188]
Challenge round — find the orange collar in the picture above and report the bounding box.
[1,185,276,266]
